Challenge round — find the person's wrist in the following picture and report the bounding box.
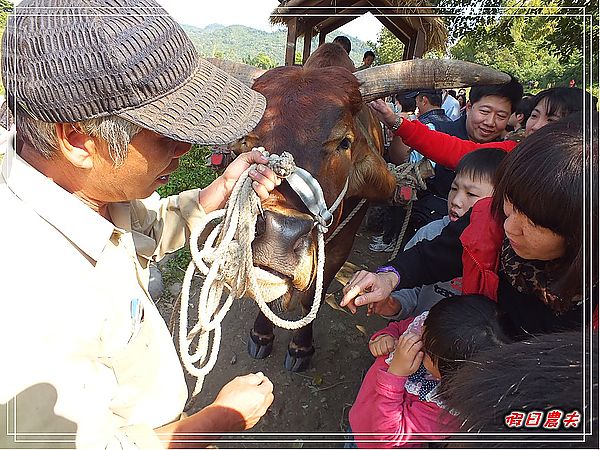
[376,266,400,290]
[389,114,402,133]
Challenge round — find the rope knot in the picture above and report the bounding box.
[266,150,296,178]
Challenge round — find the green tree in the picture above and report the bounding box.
[368,28,404,65]
[243,52,276,69]
[448,0,597,88]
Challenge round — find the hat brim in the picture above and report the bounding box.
[118,58,266,145]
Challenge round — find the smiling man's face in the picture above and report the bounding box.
[465,95,512,143]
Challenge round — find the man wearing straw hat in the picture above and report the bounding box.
[0,0,278,448]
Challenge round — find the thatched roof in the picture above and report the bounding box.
[270,0,447,54]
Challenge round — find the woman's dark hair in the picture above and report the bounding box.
[492,112,599,299]
[455,147,506,184]
[515,95,534,124]
[529,87,598,119]
[396,94,416,113]
[421,295,508,381]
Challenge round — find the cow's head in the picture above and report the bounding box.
[210,47,509,305]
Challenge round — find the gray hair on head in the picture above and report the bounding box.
[17,115,143,166]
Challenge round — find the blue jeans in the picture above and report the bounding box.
[343,426,358,448]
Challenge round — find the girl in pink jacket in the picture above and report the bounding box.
[346,295,508,448]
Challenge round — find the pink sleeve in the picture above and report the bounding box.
[364,369,457,448]
[370,317,413,341]
[394,119,516,169]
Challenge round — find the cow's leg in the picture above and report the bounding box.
[284,304,315,372]
[283,201,370,372]
[247,310,275,359]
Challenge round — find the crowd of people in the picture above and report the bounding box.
[341,85,598,447]
[0,0,597,449]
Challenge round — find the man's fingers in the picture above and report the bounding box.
[250,168,277,190]
[246,148,269,164]
[251,181,270,201]
[340,283,364,307]
[354,290,386,307]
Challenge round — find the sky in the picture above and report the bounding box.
[11,0,383,42]
[158,0,382,43]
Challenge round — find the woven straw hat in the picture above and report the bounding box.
[1,0,266,145]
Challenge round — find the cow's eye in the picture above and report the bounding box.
[339,137,352,150]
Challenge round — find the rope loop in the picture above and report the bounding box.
[179,148,330,396]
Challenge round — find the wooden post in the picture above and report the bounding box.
[318,30,326,46]
[285,18,298,66]
[302,22,313,64]
[413,28,426,58]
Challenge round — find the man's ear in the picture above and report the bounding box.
[466,101,472,113]
[516,112,525,124]
[55,123,96,169]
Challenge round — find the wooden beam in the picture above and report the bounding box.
[285,17,298,66]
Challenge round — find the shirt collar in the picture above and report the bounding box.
[1,130,117,261]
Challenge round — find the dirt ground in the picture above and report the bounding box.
[157,221,392,449]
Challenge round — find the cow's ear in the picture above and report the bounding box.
[349,150,396,201]
[229,134,259,155]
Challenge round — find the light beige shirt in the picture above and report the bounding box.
[0,133,205,449]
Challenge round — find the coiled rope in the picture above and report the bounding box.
[386,159,431,260]
[180,149,336,395]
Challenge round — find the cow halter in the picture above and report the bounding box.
[285,164,349,234]
[178,149,346,395]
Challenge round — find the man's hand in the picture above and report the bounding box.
[221,148,281,201]
[211,372,274,430]
[156,372,274,448]
[369,334,397,357]
[199,148,281,212]
[368,99,401,129]
[340,270,399,314]
[387,332,424,377]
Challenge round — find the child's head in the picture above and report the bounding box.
[447,148,507,221]
[421,295,508,381]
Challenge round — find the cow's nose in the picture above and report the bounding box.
[252,210,314,275]
[254,210,313,253]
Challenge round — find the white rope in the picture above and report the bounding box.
[179,150,328,395]
[325,198,367,245]
[386,159,431,260]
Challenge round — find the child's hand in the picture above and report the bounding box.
[387,332,424,377]
[368,334,397,357]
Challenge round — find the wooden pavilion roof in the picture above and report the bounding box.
[270,0,447,64]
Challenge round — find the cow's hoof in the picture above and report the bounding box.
[284,346,315,372]
[247,330,274,359]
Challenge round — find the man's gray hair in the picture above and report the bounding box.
[17,115,142,165]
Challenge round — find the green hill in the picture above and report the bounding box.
[181,23,372,68]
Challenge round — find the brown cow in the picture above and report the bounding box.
[212,44,509,371]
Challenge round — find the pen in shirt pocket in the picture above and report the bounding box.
[129,298,144,342]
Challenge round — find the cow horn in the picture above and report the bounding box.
[206,58,267,88]
[355,59,511,103]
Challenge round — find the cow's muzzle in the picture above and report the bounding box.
[252,210,316,291]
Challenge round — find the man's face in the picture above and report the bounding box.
[363,55,374,67]
[415,95,426,115]
[465,95,512,143]
[91,129,192,202]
